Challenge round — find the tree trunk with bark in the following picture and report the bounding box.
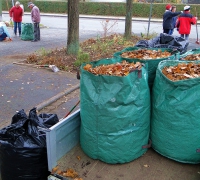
[67,0,79,55]
[124,0,133,39]
[0,0,2,22]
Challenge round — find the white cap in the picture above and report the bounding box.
[15,1,20,5]
[184,5,190,11]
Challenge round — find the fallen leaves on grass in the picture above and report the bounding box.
[25,34,141,73]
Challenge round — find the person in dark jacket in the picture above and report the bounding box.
[163,4,182,34]
[176,5,197,41]
[169,6,178,35]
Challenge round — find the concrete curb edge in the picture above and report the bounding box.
[36,84,80,111]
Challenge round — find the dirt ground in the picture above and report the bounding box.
[54,144,200,180]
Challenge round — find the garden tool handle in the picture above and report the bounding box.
[195,8,198,36]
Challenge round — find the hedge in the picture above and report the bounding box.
[2,1,200,19]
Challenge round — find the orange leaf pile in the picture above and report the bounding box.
[52,166,59,173]
[121,49,171,59]
[51,166,81,179]
[63,168,78,178]
[162,62,200,81]
[83,60,142,76]
[182,54,200,61]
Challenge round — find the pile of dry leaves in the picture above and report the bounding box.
[162,62,200,81]
[25,34,142,74]
[183,54,200,61]
[83,60,142,76]
[121,49,172,59]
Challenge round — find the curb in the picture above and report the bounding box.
[36,84,80,111]
[3,11,200,24]
[1,11,163,23]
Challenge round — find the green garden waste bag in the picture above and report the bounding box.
[113,47,179,89]
[151,60,200,164]
[80,58,150,164]
[180,48,200,60]
[21,23,34,41]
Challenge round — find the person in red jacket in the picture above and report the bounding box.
[9,1,23,36]
[176,5,197,41]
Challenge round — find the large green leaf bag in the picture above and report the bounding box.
[113,47,179,89]
[80,58,150,164]
[151,60,200,164]
[21,23,34,41]
[180,48,200,60]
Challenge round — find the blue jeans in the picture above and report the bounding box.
[0,32,7,41]
[169,29,174,35]
[181,34,189,41]
[14,22,21,35]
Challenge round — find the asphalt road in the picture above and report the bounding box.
[0,14,99,58]
[2,12,199,39]
[1,12,200,59]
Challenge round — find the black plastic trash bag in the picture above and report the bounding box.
[11,108,28,124]
[135,33,189,54]
[0,108,58,180]
[39,113,59,128]
[135,36,160,48]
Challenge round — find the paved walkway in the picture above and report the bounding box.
[0,63,80,127]
[0,24,97,59]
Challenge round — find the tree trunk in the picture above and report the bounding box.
[124,0,133,39]
[67,0,79,55]
[0,0,2,22]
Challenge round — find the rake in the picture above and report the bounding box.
[13,62,59,72]
[195,7,200,44]
[62,100,80,119]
